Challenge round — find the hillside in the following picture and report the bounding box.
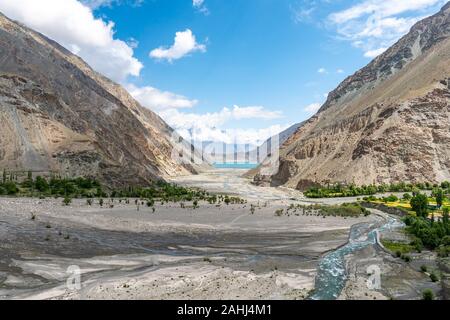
[253,3,450,189]
[0,12,203,187]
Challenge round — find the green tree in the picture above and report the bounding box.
[443,208,449,233]
[4,181,18,195]
[441,181,450,189]
[434,188,444,208]
[410,193,429,218]
[35,176,49,192]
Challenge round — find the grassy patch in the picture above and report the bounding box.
[381,240,413,254]
[290,203,370,217]
[318,203,370,217]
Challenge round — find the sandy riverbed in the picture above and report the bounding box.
[1,169,421,300]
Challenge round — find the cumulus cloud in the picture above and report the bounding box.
[304,103,321,114]
[156,106,284,145]
[329,0,447,58]
[159,105,282,129]
[127,84,198,110]
[182,125,291,146]
[317,67,328,74]
[150,29,206,62]
[0,0,143,83]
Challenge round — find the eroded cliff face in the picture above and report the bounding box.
[0,13,201,187]
[253,3,450,189]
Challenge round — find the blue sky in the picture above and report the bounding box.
[0,0,447,145]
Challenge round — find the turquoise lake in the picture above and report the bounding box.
[213,162,258,169]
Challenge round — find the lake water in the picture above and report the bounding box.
[213,162,258,169]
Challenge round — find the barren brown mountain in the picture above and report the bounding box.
[253,2,450,190]
[0,12,203,187]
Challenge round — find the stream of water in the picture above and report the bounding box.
[310,213,404,300]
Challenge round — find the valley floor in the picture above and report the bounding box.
[0,169,439,300]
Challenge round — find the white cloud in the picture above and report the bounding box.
[231,106,283,120]
[127,84,198,110]
[193,0,209,15]
[192,0,204,7]
[364,47,387,58]
[156,106,284,145]
[176,124,290,146]
[337,68,344,73]
[329,0,447,58]
[160,105,282,129]
[304,103,321,114]
[0,0,143,83]
[330,0,444,24]
[81,0,143,9]
[291,6,315,24]
[317,67,327,74]
[81,0,114,8]
[127,37,139,49]
[150,29,206,62]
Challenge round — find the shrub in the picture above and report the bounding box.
[35,176,49,192]
[403,193,412,200]
[430,272,439,282]
[401,254,411,262]
[385,195,399,202]
[63,196,72,206]
[422,289,434,300]
[410,238,423,252]
[4,181,18,195]
[420,265,428,273]
[437,245,450,257]
[441,236,450,246]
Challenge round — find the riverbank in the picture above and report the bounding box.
[338,210,442,300]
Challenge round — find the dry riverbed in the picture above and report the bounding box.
[1,169,425,300]
[0,169,377,300]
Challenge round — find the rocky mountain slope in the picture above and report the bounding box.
[0,12,202,187]
[253,2,450,189]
